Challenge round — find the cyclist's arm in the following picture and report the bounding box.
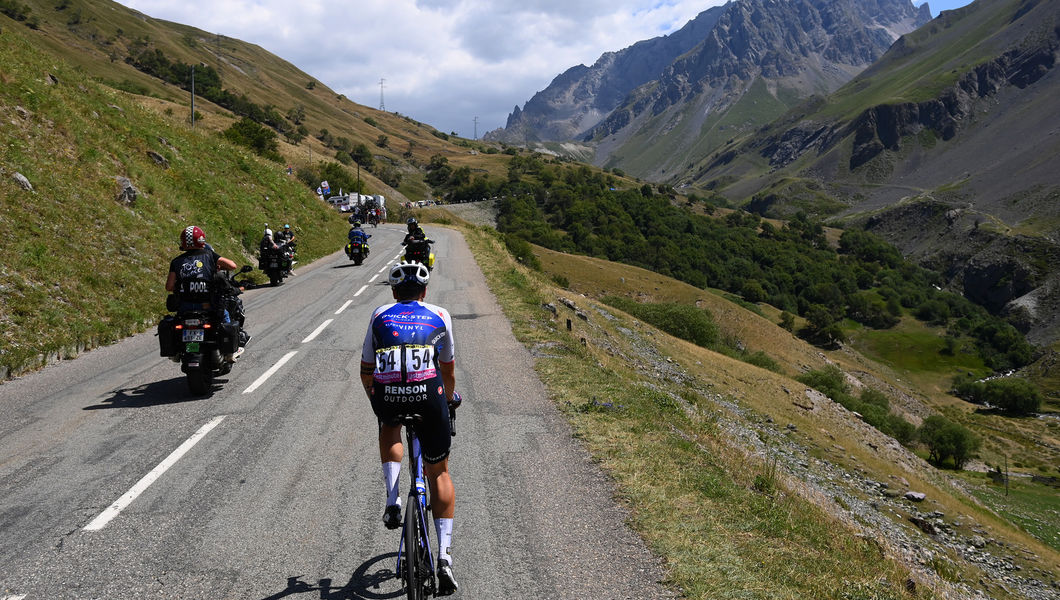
[440,360,455,404]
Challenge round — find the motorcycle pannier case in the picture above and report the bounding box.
[158,315,179,357]
[219,323,240,354]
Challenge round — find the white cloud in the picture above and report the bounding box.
[117,0,725,136]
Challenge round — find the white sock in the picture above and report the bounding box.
[383,461,401,507]
[434,517,453,564]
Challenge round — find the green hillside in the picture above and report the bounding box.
[0,0,517,376]
[0,24,350,375]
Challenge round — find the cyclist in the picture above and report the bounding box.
[360,261,461,595]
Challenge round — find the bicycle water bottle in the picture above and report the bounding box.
[415,476,427,497]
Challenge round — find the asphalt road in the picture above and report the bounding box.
[0,224,675,600]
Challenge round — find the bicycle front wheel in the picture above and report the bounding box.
[403,499,428,600]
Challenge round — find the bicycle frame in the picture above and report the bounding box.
[396,418,436,597]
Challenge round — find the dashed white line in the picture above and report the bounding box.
[335,300,353,314]
[369,274,380,283]
[353,285,368,297]
[243,351,298,394]
[378,264,390,274]
[84,415,227,532]
[302,319,334,343]
[2,595,27,600]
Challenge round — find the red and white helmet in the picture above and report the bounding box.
[180,225,206,250]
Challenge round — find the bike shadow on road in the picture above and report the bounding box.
[259,552,403,600]
[83,376,217,410]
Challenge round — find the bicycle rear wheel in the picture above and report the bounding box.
[403,499,428,600]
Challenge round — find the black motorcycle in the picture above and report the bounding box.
[259,241,295,286]
[158,265,253,395]
[345,234,371,265]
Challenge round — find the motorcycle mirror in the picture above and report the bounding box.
[239,265,253,273]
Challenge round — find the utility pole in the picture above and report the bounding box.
[379,78,386,111]
[473,116,478,140]
[190,65,196,127]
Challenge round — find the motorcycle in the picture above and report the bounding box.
[259,240,295,286]
[345,237,370,265]
[402,237,435,270]
[158,265,253,396]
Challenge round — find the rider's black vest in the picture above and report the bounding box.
[173,249,217,303]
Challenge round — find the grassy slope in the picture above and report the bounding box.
[0,24,352,375]
[444,216,1060,599]
[17,0,512,199]
[1,0,514,376]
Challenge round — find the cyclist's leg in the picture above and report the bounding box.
[380,422,404,509]
[425,458,457,594]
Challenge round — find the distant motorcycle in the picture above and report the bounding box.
[259,240,295,286]
[158,265,253,395]
[402,237,435,270]
[345,238,370,265]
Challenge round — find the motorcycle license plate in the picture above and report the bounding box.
[269,262,279,268]
[183,329,205,342]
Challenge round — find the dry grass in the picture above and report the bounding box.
[453,216,1060,599]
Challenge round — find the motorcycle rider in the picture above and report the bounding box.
[260,225,279,254]
[360,261,462,595]
[347,220,372,259]
[276,223,295,245]
[402,217,420,246]
[165,226,243,361]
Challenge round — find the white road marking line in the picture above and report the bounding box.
[2,595,27,600]
[335,300,353,314]
[243,351,298,394]
[378,264,390,273]
[369,274,380,283]
[353,285,368,297]
[302,319,334,343]
[83,415,226,532]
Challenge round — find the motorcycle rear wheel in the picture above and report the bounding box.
[187,368,210,395]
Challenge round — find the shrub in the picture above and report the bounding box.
[603,297,719,349]
[918,415,980,469]
[222,117,281,161]
[501,234,541,270]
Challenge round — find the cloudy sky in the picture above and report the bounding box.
[117,0,972,139]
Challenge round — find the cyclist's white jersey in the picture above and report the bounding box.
[360,300,455,384]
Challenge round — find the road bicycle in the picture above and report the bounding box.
[395,409,456,599]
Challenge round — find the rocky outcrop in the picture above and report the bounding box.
[485,6,726,143]
[488,0,929,149]
[862,200,1060,344]
[587,0,930,142]
[848,35,1060,169]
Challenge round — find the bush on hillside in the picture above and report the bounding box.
[918,415,980,469]
[952,375,1042,415]
[222,118,281,162]
[603,297,719,349]
[797,366,916,444]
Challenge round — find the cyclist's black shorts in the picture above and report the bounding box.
[370,376,451,464]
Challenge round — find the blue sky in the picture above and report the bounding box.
[118,0,974,138]
[917,0,973,15]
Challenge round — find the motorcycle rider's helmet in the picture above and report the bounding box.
[283,224,290,230]
[406,217,418,232]
[388,260,430,288]
[264,227,273,238]
[353,221,362,228]
[180,225,206,250]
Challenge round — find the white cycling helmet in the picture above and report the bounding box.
[388,261,430,287]
[264,227,273,237]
